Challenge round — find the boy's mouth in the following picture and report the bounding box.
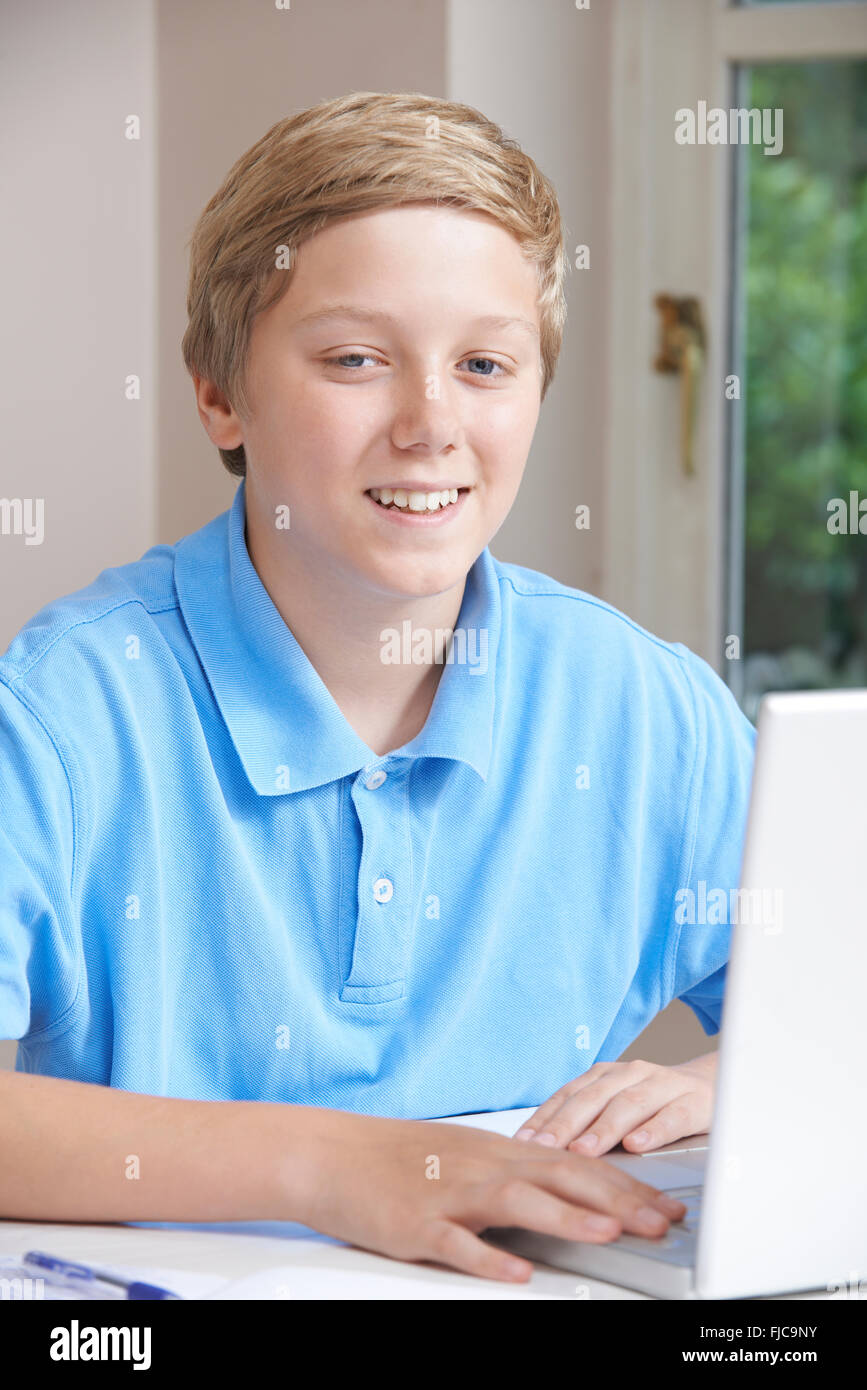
[366,486,469,514]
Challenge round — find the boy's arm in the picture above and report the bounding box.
[0,1069,324,1223]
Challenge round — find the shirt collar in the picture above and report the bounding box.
[174,480,499,795]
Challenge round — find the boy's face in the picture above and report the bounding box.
[214,203,543,601]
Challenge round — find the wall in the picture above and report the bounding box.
[0,0,156,645]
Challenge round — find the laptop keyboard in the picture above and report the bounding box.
[608,1185,702,1262]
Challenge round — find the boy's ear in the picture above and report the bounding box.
[192,374,245,450]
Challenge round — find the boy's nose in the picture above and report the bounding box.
[390,381,465,455]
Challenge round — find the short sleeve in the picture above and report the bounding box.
[669,649,757,1035]
[0,678,80,1042]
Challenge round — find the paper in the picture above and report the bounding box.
[430,1105,536,1135]
[204,1255,561,1300]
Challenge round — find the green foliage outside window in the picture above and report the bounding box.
[741,62,867,709]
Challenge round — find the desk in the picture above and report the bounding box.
[0,1106,831,1300]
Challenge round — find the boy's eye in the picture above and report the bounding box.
[322,353,510,377]
[460,356,508,378]
[323,352,385,370]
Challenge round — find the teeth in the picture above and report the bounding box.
[369,486,462,512]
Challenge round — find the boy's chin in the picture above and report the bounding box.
[358,550,470,600]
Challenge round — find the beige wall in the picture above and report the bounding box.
[0,0,156,649]
[1,0,709,1072]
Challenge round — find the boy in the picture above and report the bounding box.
[0,92,754,1284]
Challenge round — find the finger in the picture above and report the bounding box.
[511,1065,620,1139]
[521,1064,660,1148]
[530,1151,687,1225]
[423,1219,534,1282]
[618,1095,705,1153]
[486,1177,627,1244]
[566,1083,696,1156]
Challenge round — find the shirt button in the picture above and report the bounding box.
[365,769,387,790]
[373,877,393,903]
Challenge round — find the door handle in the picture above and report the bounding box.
[653,294,706,476]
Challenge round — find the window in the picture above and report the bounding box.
[727,58,867,718]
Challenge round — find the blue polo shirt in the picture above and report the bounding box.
[0,480,755,1117]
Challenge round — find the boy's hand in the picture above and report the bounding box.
[296,1108,687,1283]
[511,1055,717,1155]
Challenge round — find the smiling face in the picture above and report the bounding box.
[225,203,543,601]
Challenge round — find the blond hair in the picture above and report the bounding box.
[182,91,568,477]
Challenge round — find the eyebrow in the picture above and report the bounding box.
[293,303,540,339]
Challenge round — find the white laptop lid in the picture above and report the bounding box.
[696,689,867,1299]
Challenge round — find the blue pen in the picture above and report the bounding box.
[22,1250,182,1300]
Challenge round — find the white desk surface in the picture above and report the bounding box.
[0,1106,829,1300]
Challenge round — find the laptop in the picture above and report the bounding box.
[483,689,867,1299]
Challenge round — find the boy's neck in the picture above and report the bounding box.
[243,504,467,759]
